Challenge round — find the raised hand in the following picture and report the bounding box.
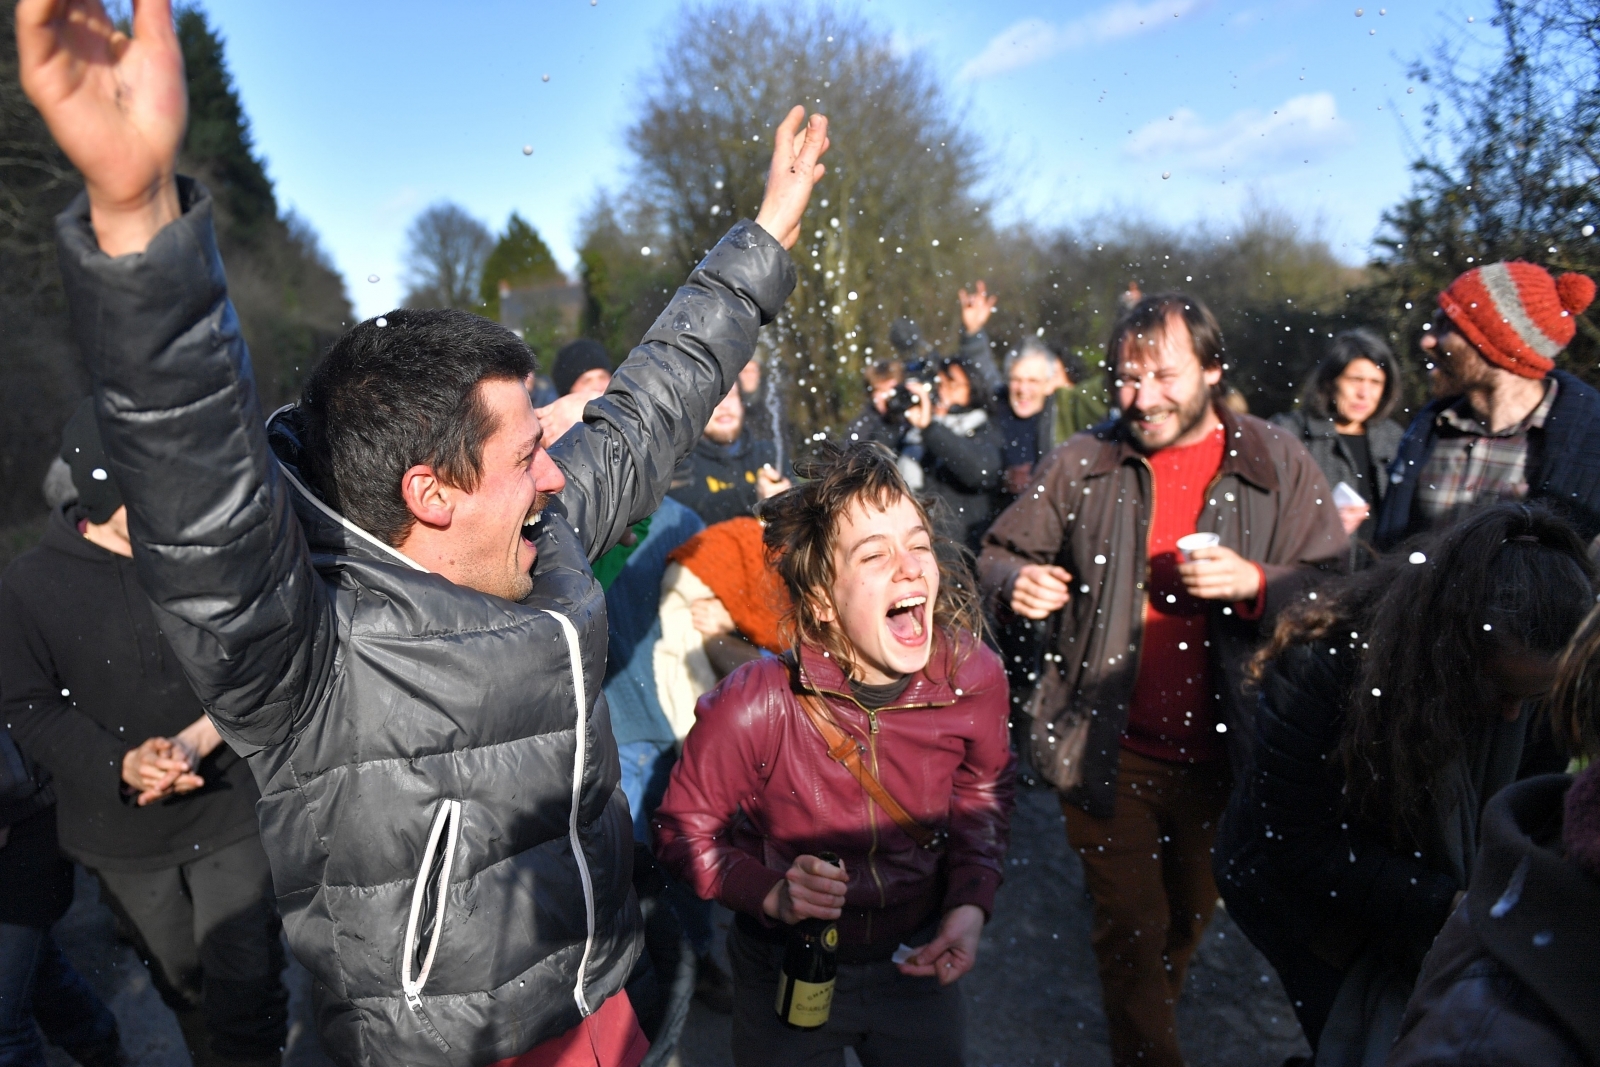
[16,0,186,255]
[753,106,830,251]
[959,281,997,335]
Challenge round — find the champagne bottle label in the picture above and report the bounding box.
[776,972,835,1028]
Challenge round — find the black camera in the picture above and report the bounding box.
[884,358,941,426]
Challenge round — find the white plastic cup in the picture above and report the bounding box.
[1176,532,1221,561]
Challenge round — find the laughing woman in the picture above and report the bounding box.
[653,443,1015,1067]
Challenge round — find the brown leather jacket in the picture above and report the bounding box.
[978,405,1346,817]
[652,632,1015,954]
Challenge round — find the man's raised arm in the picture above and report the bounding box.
[20,0,329,751]
[552,108,828,560]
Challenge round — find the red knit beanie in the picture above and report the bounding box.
[1438,261,1596,380]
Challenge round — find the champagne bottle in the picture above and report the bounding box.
[774,851,841,1030]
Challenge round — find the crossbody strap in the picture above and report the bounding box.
[793,688,946,853]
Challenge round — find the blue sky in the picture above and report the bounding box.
[195,0,1488,319]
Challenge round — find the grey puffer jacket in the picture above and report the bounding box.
[55,180,795,1066]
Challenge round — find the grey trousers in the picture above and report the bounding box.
[728,925,967,1067]
[94,832,286,1062]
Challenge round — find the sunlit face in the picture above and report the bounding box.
[705,385,745,444]
[1420,314,1489,396]
[436,378,567,602]
[1115,315,1222,452]
[739,360,762,395]
[1478,649,1560,723]
[817,494,940,685]
[1332,357,1386,427]
[937,364,971,410]
[567,367,612,399]
[1008,353,1056,418]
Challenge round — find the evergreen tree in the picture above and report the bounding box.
[174,6,352,408]
[480,212,564,320]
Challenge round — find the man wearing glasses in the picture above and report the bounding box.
[1375,262,1600,549]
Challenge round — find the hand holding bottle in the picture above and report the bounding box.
[763,853,848,924]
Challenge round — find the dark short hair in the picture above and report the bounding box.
[299,309,535,546]
[1107,292,1224,375]
[1304,328,1404,423]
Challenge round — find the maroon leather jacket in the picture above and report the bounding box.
[652,632,1015,953]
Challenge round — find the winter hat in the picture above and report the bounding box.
[551,339,613,397]
[1564,762,1600,881]
[1438,261,1596,380]
[889,317,923,355]
[59,397,123,524]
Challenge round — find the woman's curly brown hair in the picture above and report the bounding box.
[1247,502,1596,847]
[756,441,985,679]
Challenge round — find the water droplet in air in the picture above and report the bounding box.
[91,467,108,481]
[1583,224,1596,237]
[522,145,533,156]
[1484,623,1493,631]
[542,73,550,82]
[1407,86,1415,93]
[640,246,651,256]
[591,0,597,5]
[1467,15,1474,21]
[710,205,721,216]
[367,274,380,283]
[1549,246,1559,254]
[1371,688,1382,697]
[1408,551,1426,564]
[375,317,387,328]
[1532,930,1553,947]
[1094,554,1107,565]
[1354,6,1363,14]
[1162,171,1171,179]
[848,291,858,300]
[1369,28,1376,34]
[931,239,940,246]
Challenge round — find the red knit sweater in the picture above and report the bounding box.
[1122,425,1229,764]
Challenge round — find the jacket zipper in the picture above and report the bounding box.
[1127,455,1155,696]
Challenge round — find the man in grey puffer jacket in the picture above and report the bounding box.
[17,2,828,1063]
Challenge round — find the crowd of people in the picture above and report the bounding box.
[3,4,1599,1067]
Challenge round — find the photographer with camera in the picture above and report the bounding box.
[893,352,1005,555]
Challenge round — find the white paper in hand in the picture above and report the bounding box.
[1332,482,1366,509]
[891,944,917,965]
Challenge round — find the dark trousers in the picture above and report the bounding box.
[727,926,966,1067]
[1222,891,1346,1050]
[0,925,118,1067]
[1063,748,1231,1067]
[94,832,286,1063]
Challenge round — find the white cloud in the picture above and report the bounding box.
[958,0,1206,81]
[1123,92,1353,170]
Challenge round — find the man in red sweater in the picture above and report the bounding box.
[979,294,1345,1067]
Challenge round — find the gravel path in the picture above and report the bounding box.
[44,788,1308,1067]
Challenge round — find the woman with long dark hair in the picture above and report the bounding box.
[1213,502,1596,1065]
[1271,329,1406,542]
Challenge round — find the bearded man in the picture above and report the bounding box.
[977,292,1346,1067]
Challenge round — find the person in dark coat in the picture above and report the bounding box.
[899,352,1005,555]
[1271,329,1405,544]
[1376,262,1600,550]
[1388,611,1600,1067]
[0,727,121,1067]
[2,401,284,1067]
[1386,770,1600,1067]
[17,9,830,1059]
[1215,503,1595,1063]
[667,384,791,526]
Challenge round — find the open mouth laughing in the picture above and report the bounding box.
[885,594,928,645]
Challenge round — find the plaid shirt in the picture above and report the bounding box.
[1413,378,1558,527]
